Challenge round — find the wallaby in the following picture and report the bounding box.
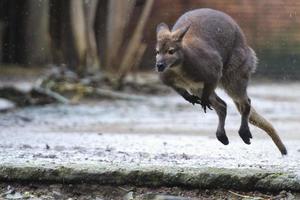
[155,8,287,155]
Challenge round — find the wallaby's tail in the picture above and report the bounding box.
[249,107,287,155]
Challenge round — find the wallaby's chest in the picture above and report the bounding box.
[166,66,204,96]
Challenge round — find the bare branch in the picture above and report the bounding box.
[118,0,154,79]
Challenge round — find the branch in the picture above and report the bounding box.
[117,0,154,78]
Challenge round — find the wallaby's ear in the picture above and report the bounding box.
[156,22,170,35]
[172,25,190,42]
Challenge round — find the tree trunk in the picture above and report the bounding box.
[84,0,100,72]
[1,0,26,64]
[49,0,89,75]
[23,0,49,65]
[49,0,65,66]
[0,0,49,66]
[94,0,109,68]
[0,21,4,62]
[69,0,88,74]
[118,0,154,79]
[105,0,136,71]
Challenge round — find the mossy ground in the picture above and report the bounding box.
[0,182,297,200]
[1,165,300,192]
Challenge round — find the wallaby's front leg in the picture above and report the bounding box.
[200,82,215,112]
[173,86,201,105]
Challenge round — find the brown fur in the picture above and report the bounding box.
[155,8,287,155]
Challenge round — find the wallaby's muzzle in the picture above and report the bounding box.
[156,62,166,72]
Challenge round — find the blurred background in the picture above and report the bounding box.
[0,0,299,80]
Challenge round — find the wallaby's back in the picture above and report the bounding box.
[173,8,255,74]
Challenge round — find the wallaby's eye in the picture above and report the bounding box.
[168,48,175,55]
[155,50,159,55]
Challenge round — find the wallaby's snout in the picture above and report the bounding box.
[155,61,166,72]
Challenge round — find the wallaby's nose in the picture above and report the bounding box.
[156,62,166,72]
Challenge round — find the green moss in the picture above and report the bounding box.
[0,165,299,192]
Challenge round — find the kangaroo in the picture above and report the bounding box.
[155,8,287,155]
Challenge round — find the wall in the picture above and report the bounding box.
[141,0,300,79]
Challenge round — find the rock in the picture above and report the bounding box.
[53,190,63,199]
[144,194,191,200]
[273,190,295,199]
[23,191,33,199]
[3,185,15,196]
[0,98,15,111]
[123,191,134,200]
[5,192,23,199]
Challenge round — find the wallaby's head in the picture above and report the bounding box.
[155,23,190,72]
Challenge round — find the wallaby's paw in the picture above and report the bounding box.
[188,95,201,105]
[239,127,252,145]
[200,98,212,113]
[216,130,229,145]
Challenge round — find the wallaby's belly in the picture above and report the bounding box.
[170,67,204,96]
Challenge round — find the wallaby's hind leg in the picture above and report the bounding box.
[222,47,257,144]
[234,98,252,144]
[222,43,286,154]
[222,66,253,144]
[223,68,253,144]
[209,92,228,145]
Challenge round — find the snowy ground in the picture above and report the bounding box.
[0,82,300,177]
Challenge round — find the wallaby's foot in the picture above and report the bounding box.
[216,130,229,145]
[238,126,252,144]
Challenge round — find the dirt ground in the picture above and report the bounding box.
[0,183,297,200]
